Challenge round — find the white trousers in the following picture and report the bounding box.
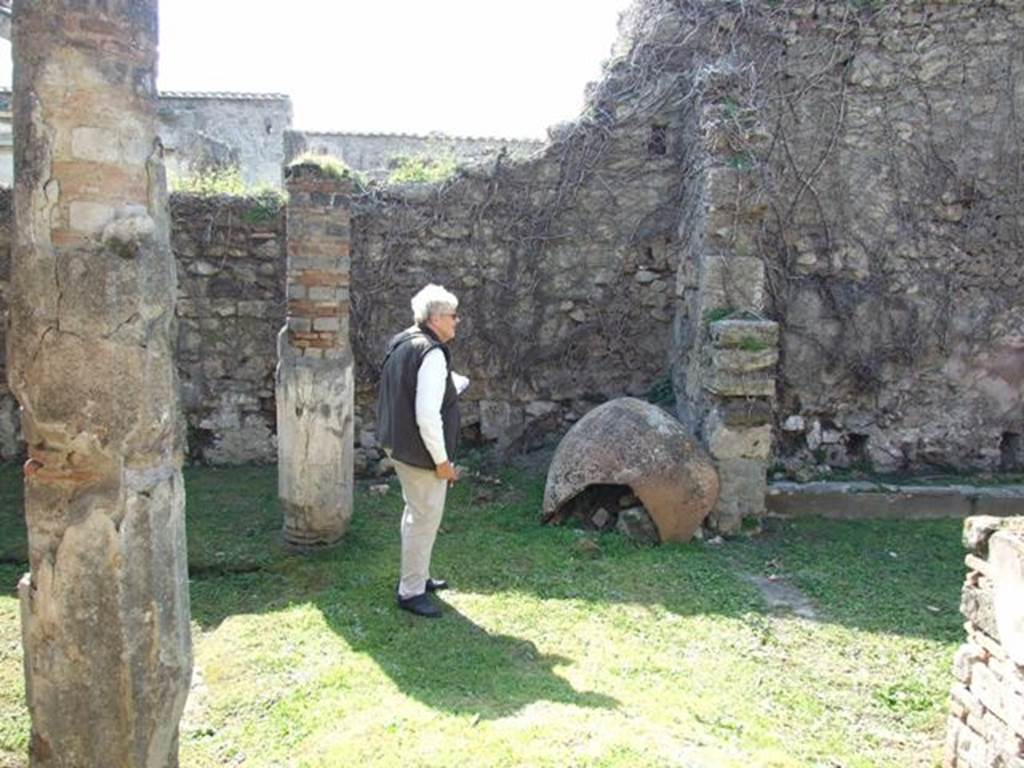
[394,458,448,599]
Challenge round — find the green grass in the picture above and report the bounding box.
[387,153,458,185]
[0,464,965,767]
[288,153,364,186]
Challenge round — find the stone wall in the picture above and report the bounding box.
[347,116,694,468]
[656,0,1024,479]
[946,516,1024,768]
[170,194,286,465]
[285,130,543,182]
[702,1,1021,475]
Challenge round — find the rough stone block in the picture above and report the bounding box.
[964,516,1024,558]
[953,644,984,684]
[990,531,1024,667]
[699,255,765,312]
[955,720,992,768]
[313,317,340,332]
[307,286,337,301]
[479,399,524,443]
[188,260,220,277]
[710,347,779,373]
[972,662,1008,724]
[69,200,114,233]
[708,422,772,461]
[952,683,986,720]
[716,399,773,427]
[710,319,779,349]
[288,317,312,334]
[616,505,661,546]
[176,299,198,318]
[1007,687,1024,738]
[211,301,236,318]
[238,300,271,318]
[710,457,766,534]
[707,370,776,398]
[71,125,120,163]
[525,400,559,418]
[969,625,1006,664]
[962,579,1000,642]
[944,716,961,767]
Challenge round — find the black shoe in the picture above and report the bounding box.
[397,592,442,618]
[426,578,449,592]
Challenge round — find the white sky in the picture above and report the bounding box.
[0,0,627,139]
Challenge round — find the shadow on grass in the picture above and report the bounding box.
[334,595,617,718]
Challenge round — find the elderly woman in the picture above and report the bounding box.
[376,284,466,618]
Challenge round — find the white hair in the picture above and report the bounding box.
[411,284,458,324]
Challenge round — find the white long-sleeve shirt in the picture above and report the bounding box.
[415,347,450,466]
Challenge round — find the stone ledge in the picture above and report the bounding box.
[709,318,779,349]
[766,482,1024,520]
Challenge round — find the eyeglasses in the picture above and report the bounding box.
[439,312,460,320]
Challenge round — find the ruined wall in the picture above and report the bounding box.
[765,2,1024,474]
[1,0,1019,479]
[664,0,1024,477]
[737,1,1021,474]
[947,516,1024,767]
[285,130,543,182]
[157,92,293,188]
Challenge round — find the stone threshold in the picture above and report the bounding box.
[766,481,1024,520]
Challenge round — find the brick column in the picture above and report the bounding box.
[8,1,192,765]
[277,163,354,547]
[946,516,1024,767]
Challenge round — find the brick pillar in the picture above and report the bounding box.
[8,1,192,766]
[946,516,1024,767]
[277,163,354,547]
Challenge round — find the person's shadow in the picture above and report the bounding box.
[313,583,618,719]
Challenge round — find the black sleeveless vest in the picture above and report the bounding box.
[376,324,460,470]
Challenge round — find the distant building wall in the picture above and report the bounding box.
[157,92,293,188]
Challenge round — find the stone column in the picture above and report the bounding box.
[673,70,778,535]
[8,1,191,767]
[277,163,354,547]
